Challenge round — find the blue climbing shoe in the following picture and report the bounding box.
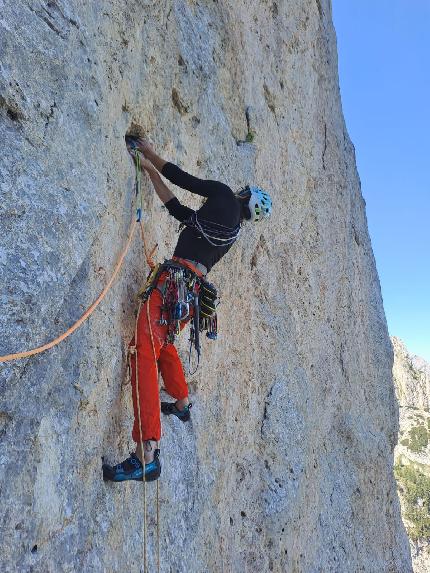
[160,402,192,422]
[102,450,161,482]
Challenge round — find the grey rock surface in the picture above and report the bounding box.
[0,1,411,572]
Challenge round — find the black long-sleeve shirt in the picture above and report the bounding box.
[162,162,241,273]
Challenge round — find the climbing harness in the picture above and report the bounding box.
[136,258,219,374]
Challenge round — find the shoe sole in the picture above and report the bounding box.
[144,471,161,482]
[102,473,161,482]
[160,409,190,423]
[160,402,191,423]
[102,465,161,483]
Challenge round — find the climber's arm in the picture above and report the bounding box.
[136,139,168,172]
[144,163,174,204]
[143,159,194,222]
[161,162,223,198]
[136,138,228,198]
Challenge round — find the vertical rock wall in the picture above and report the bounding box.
[0,1,412,571]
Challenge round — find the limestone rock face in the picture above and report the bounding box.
[0,1,411,572]
[392,337,430,573]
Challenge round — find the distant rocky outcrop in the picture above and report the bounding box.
[392,336,430,573]
[392,337,430,411]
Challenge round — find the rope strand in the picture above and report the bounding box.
[133,301,147,573]
[146,297,162,573]
[156,459,161,573]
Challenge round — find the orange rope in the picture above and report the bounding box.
[133,300,148,573]
[139,220,157,270]
[0,220,138,363]
[145,296,161,573]
[133,294,161,573]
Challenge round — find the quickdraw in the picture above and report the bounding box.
[125,135,143,223]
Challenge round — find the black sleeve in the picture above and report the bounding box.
[161,162,232,199]
[164,197,195,223]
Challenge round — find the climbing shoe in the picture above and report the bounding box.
[160,401,192,422]
[102,450,161,482]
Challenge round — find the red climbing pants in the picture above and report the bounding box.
[128,276,190,443]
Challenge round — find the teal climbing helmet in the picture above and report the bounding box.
[237,186,272,222]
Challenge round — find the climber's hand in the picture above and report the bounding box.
[134,139,167,173]
[140,156,156,173]
[136,138,154,157]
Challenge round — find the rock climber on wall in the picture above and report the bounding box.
[102,137,272,482]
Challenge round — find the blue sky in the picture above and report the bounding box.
[332,1,430,361]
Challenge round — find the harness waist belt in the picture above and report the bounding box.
[172,257,207,277]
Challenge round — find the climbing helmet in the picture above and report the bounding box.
[237,186,272,222]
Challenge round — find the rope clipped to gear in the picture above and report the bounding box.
[132,146,157,268]
[134,149,143,223]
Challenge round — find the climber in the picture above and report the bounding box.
[102,137,272,482]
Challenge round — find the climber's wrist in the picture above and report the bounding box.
[148,152,167,173]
